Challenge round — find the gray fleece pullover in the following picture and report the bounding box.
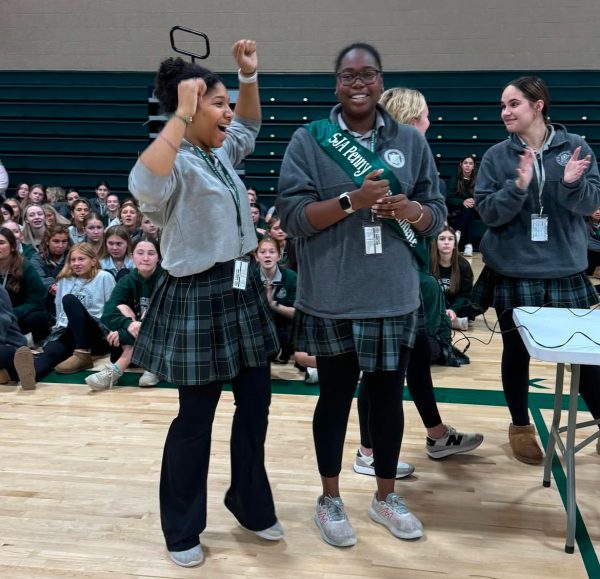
[276,104,446,319]
[475,124,600,278]
[128,116,260,277]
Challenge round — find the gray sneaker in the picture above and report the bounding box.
[167,544,204,567]
[368,492,423,539]
[85,363,122,391]
[353,448,415,479]
[314,495,357,547]
[426,425,484,459]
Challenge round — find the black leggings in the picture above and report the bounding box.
[34,294,109,380]
[17,309,51,343]
[358,334,442,449]
[314,348,410,480]
[159,366,276,551]
[497,308,600,426]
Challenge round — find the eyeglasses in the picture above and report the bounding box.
[336,70,381,86]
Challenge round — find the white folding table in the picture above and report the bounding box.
[512,306,600,553]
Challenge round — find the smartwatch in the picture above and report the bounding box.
[338,192,355,214]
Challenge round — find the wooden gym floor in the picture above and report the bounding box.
[0,254,598,578]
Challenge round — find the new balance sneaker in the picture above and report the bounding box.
[368,492,423,540]
[353,448,415,479]
[167,544,204,567]
[426,425,484,459]
[314,495,357,547]
[463,243,473,257]
[85,363,123,391]
[138,370,160,387]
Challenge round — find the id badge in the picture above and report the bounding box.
[363,221,383,255]
[531,214,548,242]
[232,257,249,290]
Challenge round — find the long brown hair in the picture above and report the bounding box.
[455,156,477,196]
[38,224,72,262]
[57,243,100,281]
[429,225,461,294]
[0,227,24,293]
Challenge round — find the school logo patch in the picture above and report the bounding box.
[384,149,405,168]
[276,288,287,299]
[556,151,572,166]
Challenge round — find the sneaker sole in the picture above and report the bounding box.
[427,436,484,460]
[353,463,415,479]
[368,507,423,540]
[314,515,357,547]
[14,347,36,390]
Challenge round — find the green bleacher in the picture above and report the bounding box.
[1,70,599,204]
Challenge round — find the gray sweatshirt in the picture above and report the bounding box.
[128,116,260,277]
[475,124,600,278]
[0,286,27,348]
[276,104,446,319]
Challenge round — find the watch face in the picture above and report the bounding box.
[339,194,352,210]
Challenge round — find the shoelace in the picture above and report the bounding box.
[323,497,346,522]
[386,494,408,515]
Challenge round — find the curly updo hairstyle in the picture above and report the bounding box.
[154,57,223,114]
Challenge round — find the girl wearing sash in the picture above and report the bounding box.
[473,76,600,464]
[128,39,282,568]
[277,43,446,547]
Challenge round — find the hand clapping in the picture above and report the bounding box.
[563,146,591,184]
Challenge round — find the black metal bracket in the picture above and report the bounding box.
[169,26,210,61]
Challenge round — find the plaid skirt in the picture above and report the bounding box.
[292,309,418,373]
[471,266,600,311]
[132,261,279,386]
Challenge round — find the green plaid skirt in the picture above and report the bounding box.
[292,309,418,372]
[132,261,279,386]
[472,266,599,311]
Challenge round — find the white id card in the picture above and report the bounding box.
[232,258,249,290]
[531,214,548,242]
[363,223,383,255]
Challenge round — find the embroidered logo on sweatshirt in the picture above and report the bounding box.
[556,151,572,166]
[384,149,405,168]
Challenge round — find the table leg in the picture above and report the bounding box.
[543,363,564,487]
[564,364,580,554]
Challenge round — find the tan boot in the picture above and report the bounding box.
[509,423,543,464]
[55,351,93,374]
[14,346,36,390]
[0,368,10,384]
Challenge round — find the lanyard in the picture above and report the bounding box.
[193,146,245,255]
[532,151,546,216]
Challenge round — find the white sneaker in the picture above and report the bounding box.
[451,317,469,331]
[455,230,461,244]
[315,495,357,547]
[251,520,285,541]
[368,492,423,539]
[353,448,415,479]
[426,425,484,459]
[304,367,319,384]
[168,544,204,567]
[85,363,122,391]
[139,370,160,387]
[463,243,473,257]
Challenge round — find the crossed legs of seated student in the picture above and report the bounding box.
[314,349,423,547]
[497,308,600,463]
[355,334,484,473]
[14,294,110,386]
[160,366,280,559]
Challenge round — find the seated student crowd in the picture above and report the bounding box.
[0,182,163,386]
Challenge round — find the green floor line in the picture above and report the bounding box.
[42,372,589,413]
[531,407,599,578]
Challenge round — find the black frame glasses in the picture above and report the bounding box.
[336,70,381,86]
